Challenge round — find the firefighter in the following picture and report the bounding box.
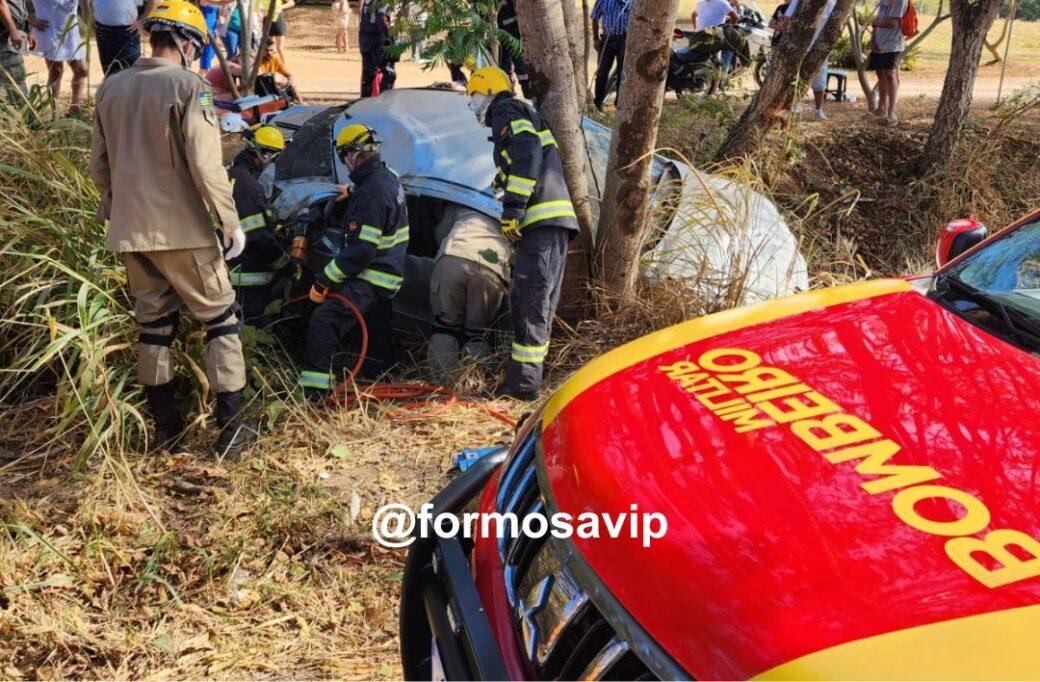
[226,124,289,324]
[299,123,407,400]
[89,0,256,458]
[467,66,578,400]
[358,0,393,97]
[496,0,530,98]
[427,203,511,371]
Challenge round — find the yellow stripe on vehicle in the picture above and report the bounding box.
[755,604,1040,680]
[542,279,914,427]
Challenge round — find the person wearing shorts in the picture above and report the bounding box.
[867,0,906,125]
[267,0,287,61]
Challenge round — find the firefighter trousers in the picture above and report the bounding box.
[504,225,570,395]
[300,279,396,395]
[360,39,381,97]
[124,245,246,394]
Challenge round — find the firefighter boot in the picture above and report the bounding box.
[145,382,185,452]
[214,390,258,460]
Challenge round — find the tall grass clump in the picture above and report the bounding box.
[0,98,143,466]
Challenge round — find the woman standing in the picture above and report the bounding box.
[30,0,87,112]
[333,0,349,52]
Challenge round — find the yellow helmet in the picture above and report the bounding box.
[335,123,381,153]
[466,66,512,97]
[250,124,286,153]
[142,0,209,46]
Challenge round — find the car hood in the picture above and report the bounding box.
[540,279,1040,679]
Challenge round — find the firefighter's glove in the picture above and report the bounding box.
[309,283,329,304]
[223,227,247,261]
[500,207,524,243]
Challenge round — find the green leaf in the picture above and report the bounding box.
[330,444,350,459]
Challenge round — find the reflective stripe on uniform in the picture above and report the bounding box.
[506,175,537,197]
[501,149,512,165]
[324,259,347,283]
[511,341,550,364]
[230,270,274,286]
[538,129,556,147]
[510,118,538,136]
[359,268,404,292]
[299,370,332,389]
[359,225,383,245]
[378,225,409,250]
[520,200,577,229]
[240,213,267,233]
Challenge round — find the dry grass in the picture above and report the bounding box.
[1,397,515,678]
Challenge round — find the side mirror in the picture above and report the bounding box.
[937,218,987,268]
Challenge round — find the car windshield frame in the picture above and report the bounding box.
[937,218,1040,324]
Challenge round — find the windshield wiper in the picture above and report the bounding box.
[937,274,1040,349]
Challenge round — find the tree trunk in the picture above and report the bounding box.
[594,0,680,301]
[715,0,836,160]
[514,0,595,312]
[847,14,878,111]
[799,0,857,82]
[561,0,588,110]
[582,0,593,105]
[241,0,253,90]
[917,0,1005,174]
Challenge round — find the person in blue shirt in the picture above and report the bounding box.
[591,0,630,111]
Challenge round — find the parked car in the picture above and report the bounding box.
[399,210,1040,679]
[260,88,807,333]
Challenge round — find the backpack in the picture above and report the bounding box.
[901,0,919,38]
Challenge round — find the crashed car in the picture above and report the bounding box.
[398,210,1040,679]
[261,88,807,333]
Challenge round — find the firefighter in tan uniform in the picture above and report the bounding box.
[89,0,256,458]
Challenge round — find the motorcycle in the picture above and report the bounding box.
[603,2,772,100]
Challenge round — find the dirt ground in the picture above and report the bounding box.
[22,5,1040,104]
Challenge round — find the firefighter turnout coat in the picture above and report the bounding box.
[487,93,579,237]
[319,156,409,296]
[226,151,288,288]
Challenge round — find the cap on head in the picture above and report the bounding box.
[466,66,512,97]
[143,0,209,47]
[250,124,286,153]
[335,123,381,154]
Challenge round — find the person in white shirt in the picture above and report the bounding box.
[691,0,738,95]
[779,0,835,120]
[30,0,87,110]
[91,0,156,77]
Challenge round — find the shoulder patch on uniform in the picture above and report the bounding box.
[199,90,214,107]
